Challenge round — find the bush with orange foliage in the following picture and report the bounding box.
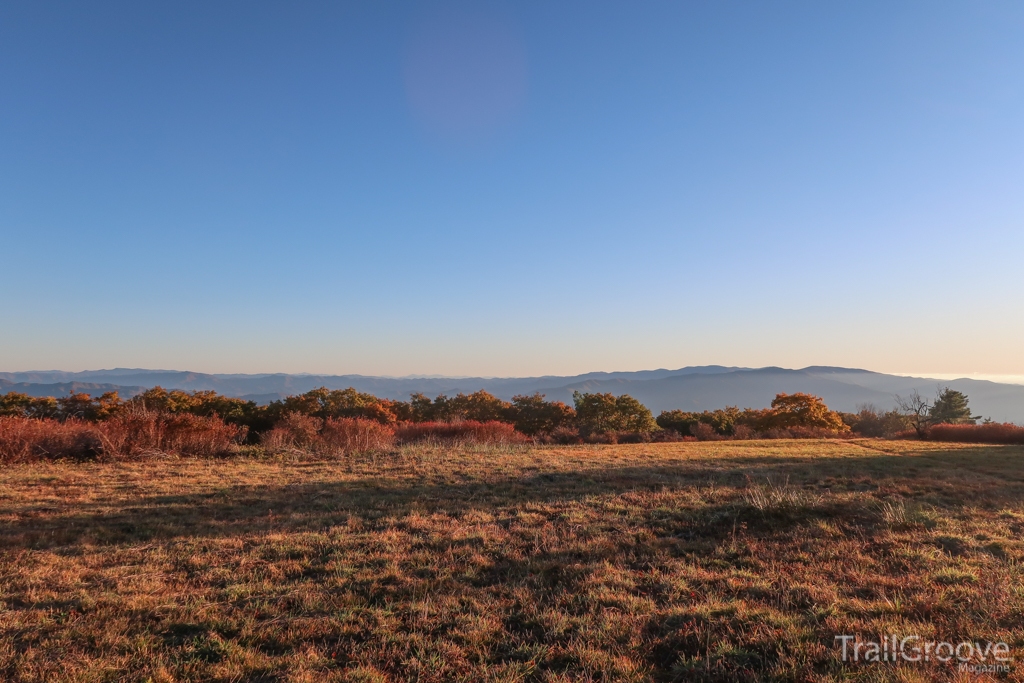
[394,420,527,445]
[756,393,849,433]
[926,422,1024,445]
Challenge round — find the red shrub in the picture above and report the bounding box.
[0,417,103,462]
[731,425,756,440]
[99,410,245,457]
[582,431,618,444]
[261,412,321,451]
[157,413,247,457]
[534,426,584,445]
[394,420,527,445]
[648,429,690,443]
[319,417,395,453]
[0,411,244,461]
[926,423,1024,445]
[761,426,852,440]
[261,413,394,455]
[690,423,724,441]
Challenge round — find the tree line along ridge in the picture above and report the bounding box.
[0,385,1020,462]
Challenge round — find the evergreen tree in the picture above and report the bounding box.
[929,387,979,425]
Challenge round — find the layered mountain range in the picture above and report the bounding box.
[3,366,1023,423]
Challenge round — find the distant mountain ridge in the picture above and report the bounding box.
[0,379,147,399]
[3,366,1023,423]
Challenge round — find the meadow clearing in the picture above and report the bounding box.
[1,440,1022,682]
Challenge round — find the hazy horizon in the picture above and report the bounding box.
[4,365,1024,387]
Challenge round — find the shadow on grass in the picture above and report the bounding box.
[2,445,1022,551]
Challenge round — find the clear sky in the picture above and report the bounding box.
[2,1,1022,378]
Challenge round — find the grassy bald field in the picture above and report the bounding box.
[1,440,1022,682]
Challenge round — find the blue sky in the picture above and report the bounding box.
[2,1,1022,377]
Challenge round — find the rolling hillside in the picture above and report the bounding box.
[3,366,1023,422]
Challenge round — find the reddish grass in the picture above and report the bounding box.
[927,422,1024,444]
[261,412,322,451]
[102,411,246,457]
[0,412,245,462]
[0,417,103,462]
[534,425,585,445]
[394,420,527,445]
[262,413,395,455]
[319,417,395,453]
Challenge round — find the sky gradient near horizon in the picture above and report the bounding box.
[2,1,1023,378]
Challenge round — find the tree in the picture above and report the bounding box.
[268,387,396,424]
[0,392,58,419]
[894,390,932,437]
[656,409,701,436]
[929,387,979,425]
[657,407,748,437]
[446,391,512,423]
[510,393,576,435]
[895,386,979,436]
[401,391,511,423]
[407,393,436,422]
[759,393,848,432]
[573,391,657,435]
[847,404,909,437]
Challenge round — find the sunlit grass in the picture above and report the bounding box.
[1,440,1022,681]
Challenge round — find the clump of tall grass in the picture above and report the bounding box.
[102,410,246,457]
[0,417,103,462]
[261,413,394,456]
[394,420,527,445]
[0,411,245,462]
[744,477,819,513]
[877,498,935,529]
[926,423,1024,445]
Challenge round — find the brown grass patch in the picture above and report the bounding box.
[1,439,1022,681]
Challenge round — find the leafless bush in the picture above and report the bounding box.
[731,424,755,440]
[394,420,527,445]
[0,411,244,461]
[534,426,584,445]
[96,410,244,457]
[320,417,395,453]
[691,422,723,441]
[261,412,321,452]
[262,412,394,456]
[0,417,103,462]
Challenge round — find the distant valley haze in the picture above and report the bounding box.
[4,365,1024,424]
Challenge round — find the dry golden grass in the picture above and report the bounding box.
[1,440,1022,682]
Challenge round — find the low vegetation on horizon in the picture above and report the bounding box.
[1,383,1021,463]
[2,440,1022,681]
